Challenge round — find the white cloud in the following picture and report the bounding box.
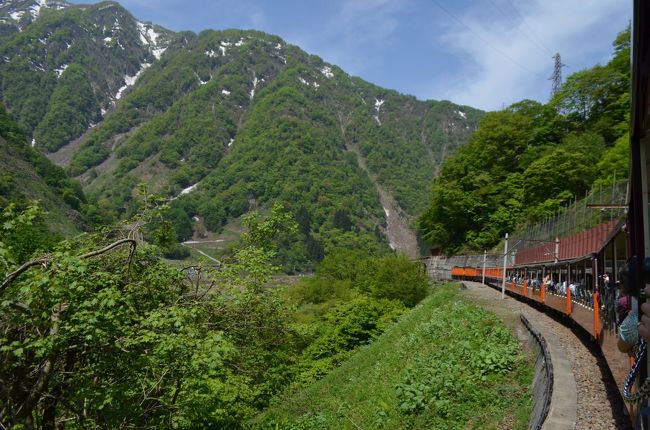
[425,0,631,111]
[287,0,410,75]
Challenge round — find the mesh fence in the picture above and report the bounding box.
[500,179,627,256]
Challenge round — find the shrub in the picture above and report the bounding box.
[359,255,429,307]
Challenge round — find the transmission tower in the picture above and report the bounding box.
[549,52,565,97]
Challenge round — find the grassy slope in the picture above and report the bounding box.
[254,284,533,430]
[0,136,79,236]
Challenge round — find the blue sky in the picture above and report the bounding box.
[74,0,631,111]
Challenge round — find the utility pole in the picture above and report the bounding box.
[482,250,487,286]
[550,52,565,97]
[502,233,509,299]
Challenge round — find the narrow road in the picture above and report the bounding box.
[181,243,220,263]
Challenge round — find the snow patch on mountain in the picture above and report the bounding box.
[136,22,161,45]
[29,0,47,19]
[221,89,231,96]
[298,76,319,88]
[180,182,199,195]
[9,10,24,21]
[375,98,384,112]
[320,66,334,79]
[250,75,259,100]
[206,50,218,58]
[152,47,166,59]
[115,63,150,100]
[136,22,166,59]
[54,64,68,77]
[456,110,466,119]
[219,40,231,56]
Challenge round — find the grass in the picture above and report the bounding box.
[252,283,534,430]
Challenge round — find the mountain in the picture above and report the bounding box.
[0,0,483,265]
[0,102,84,237]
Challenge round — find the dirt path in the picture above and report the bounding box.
[345,143,419,258]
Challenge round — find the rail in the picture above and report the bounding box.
[521,314,553,430]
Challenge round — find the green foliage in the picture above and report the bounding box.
[357,255,429,307]
[315,249,429,308]
[256,285,533,429]
[0,103,86,235]
[297,296,405,384]
[0,203,297,428]
[33,64,99,152]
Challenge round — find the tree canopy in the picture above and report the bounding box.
[418,26,631,254]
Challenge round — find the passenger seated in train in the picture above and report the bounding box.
[530,278,540,290]
[639,288,650,343]
[545,275,556,292]
[615,265,639,354]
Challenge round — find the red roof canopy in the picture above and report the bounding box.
[514,219,621,266]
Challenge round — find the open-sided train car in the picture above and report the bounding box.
[451,219,632,415]
[451,0,650,414]
[446,1,650,426]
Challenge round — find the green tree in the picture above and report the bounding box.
[0,203,298,428]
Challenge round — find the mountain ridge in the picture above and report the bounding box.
[0,0,484,266]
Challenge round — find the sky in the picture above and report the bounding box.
[72,0,631,111]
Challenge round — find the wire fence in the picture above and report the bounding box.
[424,179,628,279]
[503,179,627,256]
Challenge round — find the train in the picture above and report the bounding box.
[443,1,650,427]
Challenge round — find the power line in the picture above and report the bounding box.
[503,0,552,55]
[430,0,546,79]
[486,0,552,56]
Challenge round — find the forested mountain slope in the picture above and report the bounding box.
[418,27,631,254]
[0,0,483,264]
[0,103,85,237]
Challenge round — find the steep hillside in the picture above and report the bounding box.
[0,103,84,236]
[0,0,483,263]
[0,0,174,152]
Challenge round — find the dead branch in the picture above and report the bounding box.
[79,239,137,259]
[1,239,137,293]
[0,257,50,293]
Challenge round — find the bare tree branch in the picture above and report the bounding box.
[0,257,50,292]
[79,239,137,259]
[1,239,137,293]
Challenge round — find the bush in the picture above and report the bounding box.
[359,255,429,307]
[297,296,405,384]
[163,244,190,260]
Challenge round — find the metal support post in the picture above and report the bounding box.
[502,233,508,299]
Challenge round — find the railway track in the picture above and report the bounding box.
[462,281,632,429]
